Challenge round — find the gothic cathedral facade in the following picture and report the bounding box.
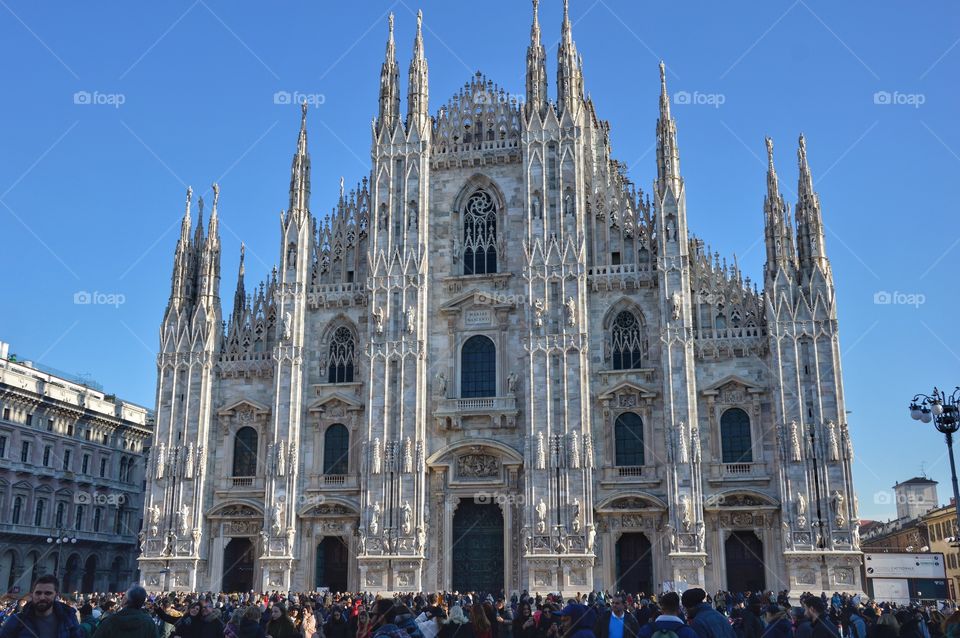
[139,2,863,596]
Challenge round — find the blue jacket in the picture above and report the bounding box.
[638,615,699,638]
[0,601,85,638]
[760,617,792,638]
[688,604,736,638]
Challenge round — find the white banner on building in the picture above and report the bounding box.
[864,553,945,579]
[871,578,911,605]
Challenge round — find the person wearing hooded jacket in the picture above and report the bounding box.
[550,603,596,638]
[439,605,474,638]
[90,586,159,638]
[760,605,792,638]
[637,593,698,638]
[681,589,736,638]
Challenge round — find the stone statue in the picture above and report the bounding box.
[402,437,413,474]
[401,501,413,535]
[565,296,577,327]
[536,431,546,470]
[583,433,594,468]
[586,525,596,552]
[271,501,283,536]
[357,529,367,554]
[287,441,297,474]
[155,443,166,479]
[533,298,545,328]
[796,491,807,516]
[677,422,689,464]
[416,526,426,554]
[569,432,580,469]
[184,443,195,479]
[435,370,447,397]
[138,531,146,552]
[828,421,840,461]
[535,499,547,534]
[507,371,519,395]
[176,504,190,536]
[679,494,691,531]
[260,531,269,555]
[571,498,582,533]
[405,306,416,334]
[670,292,682,320]
[790,421,802,461]
[148,504,161,527]
[369,501,381,536]
[275,441,285,477]
[282,311,292,341]
[696,520,705,551]
[373,307,384,335]
[831,490,845,521]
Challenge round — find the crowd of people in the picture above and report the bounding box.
[1,575,958,638]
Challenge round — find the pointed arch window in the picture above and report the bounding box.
[323,424,349,475]
[232,427,258,477]
[614,412,645,467]
[461,335,496,398]
[463,190,498,275]
[327,327,356,384]
[611,311,643,370]
[12,496,22,525]
[720,408,753,463]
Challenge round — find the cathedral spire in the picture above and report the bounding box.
[377,13,401,134]
[232,242,246,326]
[406,9,429,132]
[557,0,583,114]
[168,186,194,312]
[656,61,681,196]
[288,102,311,218]
[795,133,830,279]
[525,0,547,119]
[763,136,796,281]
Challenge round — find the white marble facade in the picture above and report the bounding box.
[139,3,863,596]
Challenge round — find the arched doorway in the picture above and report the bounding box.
[63,554,81,592]
[222,538,255,593]
[616,533,653,595]
[81,555,97,593]
[451,499,503,593]
[725,531,765,592]
[0,551,15,593]
[315,537,348,592]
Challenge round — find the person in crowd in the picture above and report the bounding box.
[637,592,697,638]
[237,606,267,638]
[301,602,318,638]
[172,601,202,638]
[325,606,351,638]
[225,608,245,638]
[761,605,791,638]
[898,610,926,638]
[266,603,299,638]
[512,602,536,638]
[792,607,813,638]
[681,589,736,638]
[470,604,493,638]
[355,608,374,638]
[89,585,158,638]
[78,604,99,638]
[0,575,85,638]
[595,596,640,638]
[550,603,596,638]
[804,597,840,638]
[943,611,960,638]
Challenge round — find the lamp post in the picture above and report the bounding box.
[45,529,78,585]
[909,386,960,542]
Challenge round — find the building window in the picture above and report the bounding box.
[463,189,498,275]
[55,502,65,528]
[611,311,643,370]
[93,508,102,532]
[0,435,6,458]
[20,441,30,463]
[75,505,84,531]
[615,412,645,466]
[66,424,74,437]
[62,450,72,471]
[721,408,753,463]
[46,419,53,432]
[323,423,350,475]
[327,327,356,384]
[461,335,496,398]
[2,407,8,420]
[99,458,107,478]
[12,497,22,525]
[26,414,33,426]
[119,458,128,482]
[34,500,46,526]
[84,430,91,441]
[232,427,258,477]
[81,454,89,474]
[43,445,52,467]
[102,434,108,445]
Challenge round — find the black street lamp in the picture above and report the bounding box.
[45,530,78,585]
[909,387,960,541]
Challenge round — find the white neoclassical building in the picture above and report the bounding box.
[139,2,863,596]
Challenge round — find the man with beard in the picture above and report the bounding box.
[0,575,84,638]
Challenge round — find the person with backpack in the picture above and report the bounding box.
[637,593,698,638]
[595,596,640,638]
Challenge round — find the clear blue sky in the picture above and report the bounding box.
[1,1,957,521]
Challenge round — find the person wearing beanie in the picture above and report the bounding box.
[637,592,697,638]
[680,589,735,638]
[762,605,792,638]
[90,585,158,638]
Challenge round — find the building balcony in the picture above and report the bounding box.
[705,461,770,485]
[215,476,266,494]
[586,262,655,292]
[305,473,360,492]
[598,465,661,488]
[0,522,137,545]
[433,396,519,430]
